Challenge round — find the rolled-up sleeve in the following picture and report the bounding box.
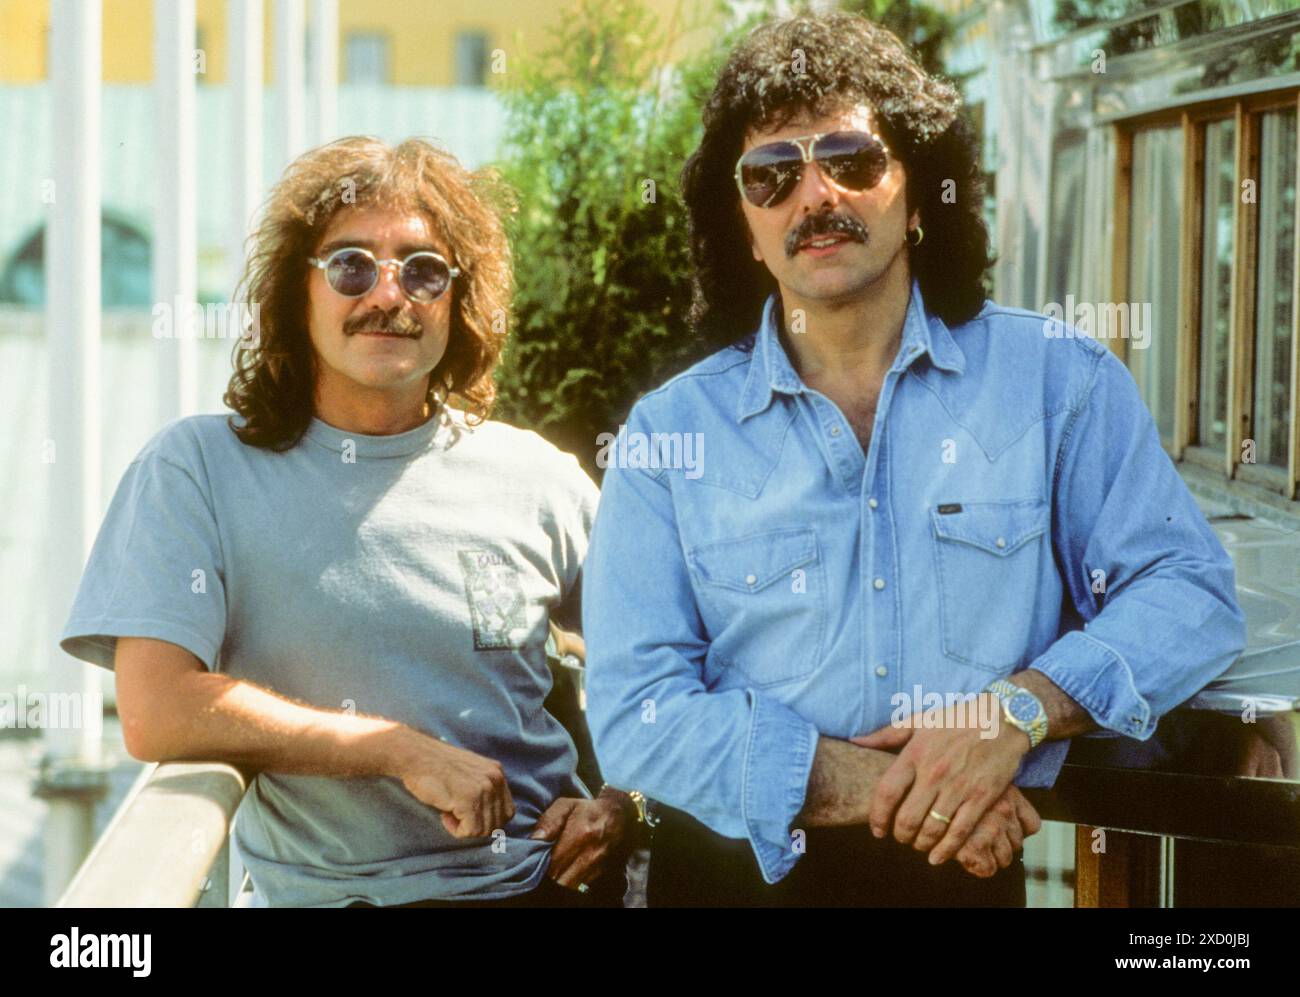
[1028,348,1246,747]
[583,405,820,883]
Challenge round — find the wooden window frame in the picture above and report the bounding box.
[1113,89,1300,502]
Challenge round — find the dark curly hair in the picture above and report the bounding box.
[681,11,994,349]
[224,136,515,451]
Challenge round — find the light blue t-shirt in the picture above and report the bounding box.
[61,405,598,907]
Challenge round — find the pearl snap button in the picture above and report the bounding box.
[830,426,841,437]
[875,665,888,678]
[995,537,1006,548]
[873,578,885,590]
[868,497,878,509]
[745,573,757,585]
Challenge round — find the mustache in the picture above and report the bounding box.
[345,310,423,337]
[784,213,870,258]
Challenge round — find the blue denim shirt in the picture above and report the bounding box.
[582,277,1246,884]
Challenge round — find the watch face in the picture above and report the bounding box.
[1008,691,1040,723]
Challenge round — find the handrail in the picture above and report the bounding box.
[57,761,249,908]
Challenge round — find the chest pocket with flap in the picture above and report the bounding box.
[930,499,1050,672]
[687,527,825,687]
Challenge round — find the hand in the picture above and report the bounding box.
[951,784,1042,878]
[394,732,515,839]
[528,789,631,889]
[1238,732,1284,778]
[851,693,1032,866]
[548,622,586,661]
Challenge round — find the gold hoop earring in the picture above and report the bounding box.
[906,225,924,247]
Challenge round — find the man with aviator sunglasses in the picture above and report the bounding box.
[734,129,889,211]
[60,136,637,907]
[583,12,1244,905]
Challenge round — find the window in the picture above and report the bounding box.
[1197,118,1236,453]
[1126,125,1182,445]
[454,31,490,87]
[1251,108,1297,471]
[345,32,390,85]
[0,214,151,308]
[1116,90,1300,501]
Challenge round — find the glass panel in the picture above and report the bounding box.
[0,215,151,307]
[1047,133,1086,311]
[1198,118,1236,451]
[1126,126,1183,444]
[1252,109,1298,471]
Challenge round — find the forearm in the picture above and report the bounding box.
[127,667,424,779]
[1008,667,1098,740]
[797,736,896,827]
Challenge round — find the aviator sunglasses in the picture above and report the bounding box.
[734,129,890,209]
[308,246,461,303]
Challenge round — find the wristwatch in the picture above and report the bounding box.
[983,678,1048,749]
[626,789,660,829]
[602,786,659,846]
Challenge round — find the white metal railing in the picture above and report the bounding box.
[57,761,249,908]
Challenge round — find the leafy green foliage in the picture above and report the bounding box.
[491,0,737,471]
[838,0,956,78]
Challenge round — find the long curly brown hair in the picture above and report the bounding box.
[681,11,994,350]
[224,136,515,450]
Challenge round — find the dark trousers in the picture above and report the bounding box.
[647,805,1027,907]
[347,871,626,908]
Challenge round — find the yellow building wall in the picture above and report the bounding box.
[0,0,711,85]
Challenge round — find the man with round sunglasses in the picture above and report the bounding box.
[60,136,636,907]
[309,245,462,303]
[583,12,1244,906]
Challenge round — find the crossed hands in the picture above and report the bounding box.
[853,693,1043,878]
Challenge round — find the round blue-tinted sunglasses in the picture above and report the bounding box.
[308,246,461,303]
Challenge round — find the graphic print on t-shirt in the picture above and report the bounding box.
[457,549,528,650]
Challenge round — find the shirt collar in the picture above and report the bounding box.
[302,403,460,458]
[736,276,966,422]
